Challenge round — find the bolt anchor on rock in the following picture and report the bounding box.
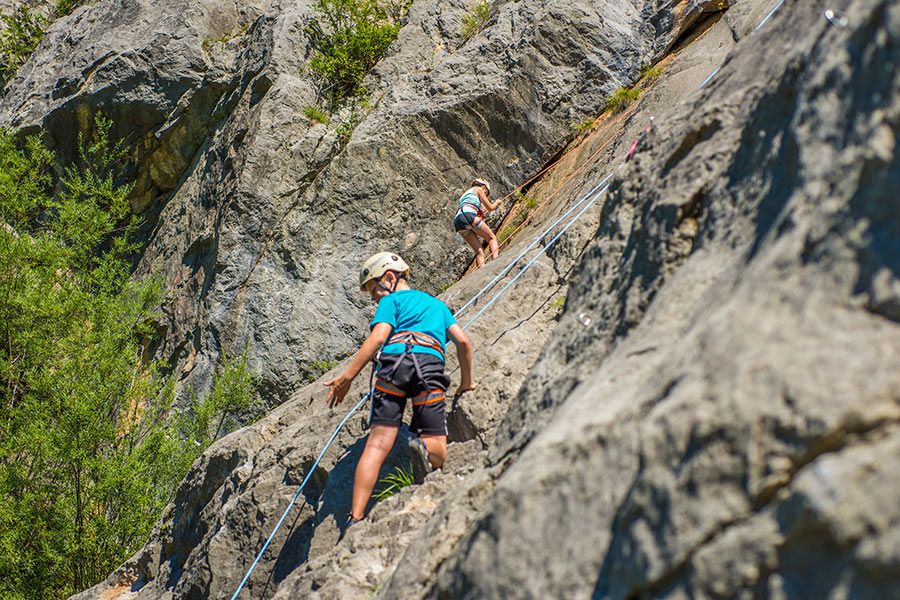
[824,9,848,28]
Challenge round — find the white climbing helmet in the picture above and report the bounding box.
[472,178,491,195]
[359,252,411,290]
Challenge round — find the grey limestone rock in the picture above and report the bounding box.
[433,0,900,598]
[29,0,900,597]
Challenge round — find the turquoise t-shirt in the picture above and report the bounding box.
[457,189,481,214]
[371,290,456,361]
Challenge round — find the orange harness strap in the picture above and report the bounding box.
[374,381,405,397]
[387,331,445,357]
[412,390,445,406]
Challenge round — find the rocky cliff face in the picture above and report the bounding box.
[1,0,723,403]
[4,0,897,597]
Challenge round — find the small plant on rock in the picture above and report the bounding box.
[373,463,415,500]
[604,86,641,114]
[571,117,596,133]
[306,358,340,382]
[460,0,491,42]
[639,64,663,83]
[303,105,331,124]
[335,109,361,140]
[517,191,537,210]
[54,0,84,17]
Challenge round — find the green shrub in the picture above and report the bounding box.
[201,22,250,51]
[570,117,595,133]
[0,117,204,597]
[53,0,84,17]
[550,295,565,310]
[185,349,261,446]
[604,86,641,114]
[306,0,406,104]
[373,463,415,500]
[335,109,360,140]
[303,105,331,125]
[639,64,663,83]
[517,191,537,210]
[310,358,340,372]
[0,6,47,84]
[306,358,340,382]
[460,0,490,42]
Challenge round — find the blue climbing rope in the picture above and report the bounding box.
[699,0,786,89]
[755,0,786,31]
[453,171,616,320]
[462,178,614,331]
[229,391,370,600]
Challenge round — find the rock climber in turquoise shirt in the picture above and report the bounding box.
[325,252,475,528]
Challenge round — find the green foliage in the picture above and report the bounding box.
[0,6,47,85]
[639,63,663,83]
[497,192,537,244]
[53,0,84,17]
[517,191,537,210]
[550,295,565,310]
[604,86,641,114]
[201,22,250,51]
[309,358,339,372]
[303,105,331,125]
[306,358,339,382]
[305,0,407,104]
[437,280,455,294]
[372,463,414,500]
[0,117,201,597]
[335,109,361,140]
[570,117,596,133]
[184,350,260,447]
[460,0,490,42]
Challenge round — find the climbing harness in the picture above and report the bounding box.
[231,2,794,596]
[376,330,445,392]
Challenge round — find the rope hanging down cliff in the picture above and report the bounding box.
[229,1,791,597]
[227,163,622,600]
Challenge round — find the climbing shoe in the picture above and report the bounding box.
[346,515,362,528]
[338,515,362,542]
[406,436,433,484]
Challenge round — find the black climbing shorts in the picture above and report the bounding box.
[370,353,450,436]
[453,211,481,232]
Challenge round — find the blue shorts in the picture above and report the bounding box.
[454,211,481,232]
